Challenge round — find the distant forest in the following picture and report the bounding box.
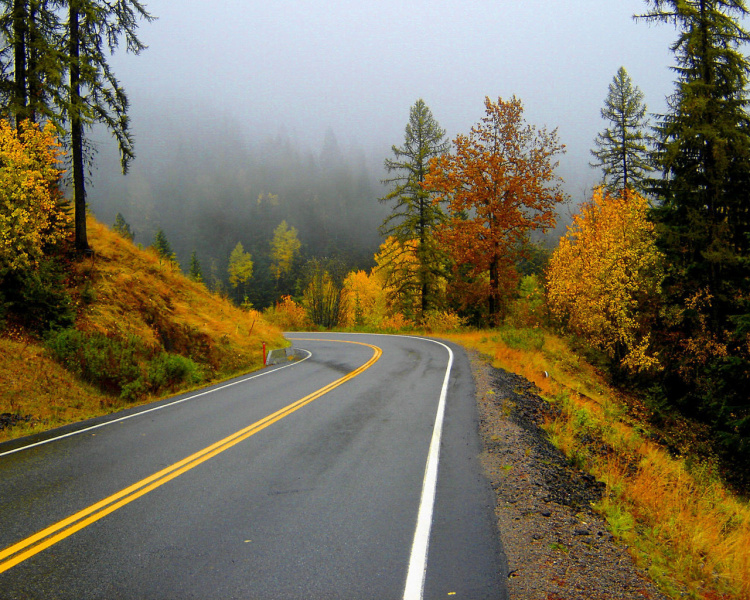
[88,121,389,309]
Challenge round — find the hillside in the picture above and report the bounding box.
[0,216,286,443]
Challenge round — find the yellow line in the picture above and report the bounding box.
[0,340,381,574]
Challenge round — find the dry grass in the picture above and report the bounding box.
[75,218,285,376]
[445,326,750,600]
[1,216,286,443]
[0,337,111,442]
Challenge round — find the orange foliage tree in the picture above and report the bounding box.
[425,96,567,324]
[546,188,664,373]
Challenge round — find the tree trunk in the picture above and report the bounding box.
[12,0,27,130]
[69,2,88,252]
[489,253,499,325]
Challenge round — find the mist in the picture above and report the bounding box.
[84,0,680,305]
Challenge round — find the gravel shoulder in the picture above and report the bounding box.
[469,351,670,600]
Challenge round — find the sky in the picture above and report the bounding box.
[92,0,679,204]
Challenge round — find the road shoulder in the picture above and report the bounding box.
[469,351,670,600]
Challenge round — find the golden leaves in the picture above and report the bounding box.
[546,188,664,373]
[0,120,70,273]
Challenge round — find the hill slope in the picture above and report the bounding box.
[0,216,286,443]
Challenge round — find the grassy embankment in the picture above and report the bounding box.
[0,216,286,444]
[442,326,749,600]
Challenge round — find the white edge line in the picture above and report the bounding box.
[402,336,453,600]
[0,349,312,459]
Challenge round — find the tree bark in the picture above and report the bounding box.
[12,0,27,130]
[69,2,88,252]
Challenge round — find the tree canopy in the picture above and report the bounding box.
[590,66,652,193]
[425,96,567,324]
[379,99,450,322]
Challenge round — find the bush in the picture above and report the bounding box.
[46,329,204,401]
[422,310,466,332]
[45,329,144,396]
[263,295,310,330]
[147,352,202,392]
[1,258,75,333]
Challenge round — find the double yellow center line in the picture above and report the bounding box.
[0,339,381,574]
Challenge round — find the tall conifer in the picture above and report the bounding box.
[379,99,450,322]
[590,66,652,193]
[63,0,154,251]
[637,0,750,464]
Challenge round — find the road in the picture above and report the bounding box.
[0,332,507,599]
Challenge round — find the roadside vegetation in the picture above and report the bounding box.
[0,215,285,444]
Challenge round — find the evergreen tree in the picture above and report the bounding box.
[379,99,450,323]
[590,66,653,193]
[188,250,203,282]
[113,212,134,241]
[63,0,154,252]
[152,227,175,263]
[637,0,750,467]
[0,0,63,129]
[0,1,154,252]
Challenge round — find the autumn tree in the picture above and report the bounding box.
[547,188,664,372]
[379,99,450,322]
[373,236,421,322]
[341,269,387,328]
[269,219,301,293]
[425,96,567,325]
[0,119,73,332]
[0,119,70,274]
[302,257,345,328]
[636,0,750,460]
[228,242,253,304]
[590,66,653,193]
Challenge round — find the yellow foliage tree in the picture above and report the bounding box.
[341,269,389,328]
[228,242,253,304]
[0,120,70,274]
[269,220,301,281]
[374,236,423,322]
[546,188,664,372]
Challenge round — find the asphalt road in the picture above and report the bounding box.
[0,332,507,599]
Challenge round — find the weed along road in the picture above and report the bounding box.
[0,333,507,599]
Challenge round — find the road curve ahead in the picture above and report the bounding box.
[0,332,507,599]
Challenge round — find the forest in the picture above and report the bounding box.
[0,0,749,489]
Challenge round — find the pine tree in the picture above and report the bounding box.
[636,0,750,466]
[0,0,63,129]
[590,66,653,193]
[379,99,450,322]
[188,250,203,282]
[0,1,154,252]
[113,212,134,241]
[152,227,175,263]
[63,0,154,252]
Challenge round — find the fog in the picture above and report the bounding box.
[85,0,678,296]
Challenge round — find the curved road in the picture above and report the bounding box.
[0,333,507,599]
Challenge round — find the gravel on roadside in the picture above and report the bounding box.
[469,351,671,600]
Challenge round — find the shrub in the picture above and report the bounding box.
[422,310,466,332]
[147,352,202,392]
[45,329,144,397]
[264,295,310,330]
